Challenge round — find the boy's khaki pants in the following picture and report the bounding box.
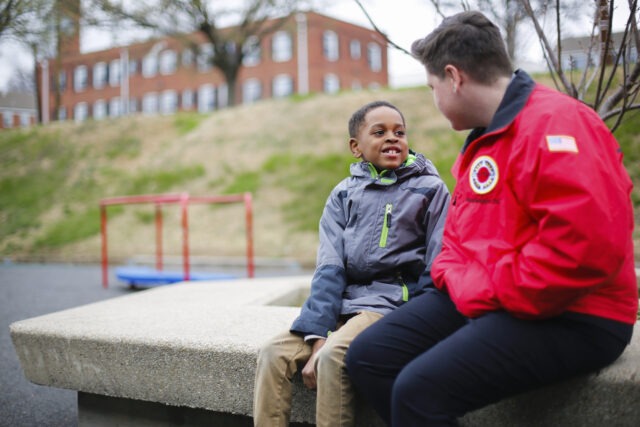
[253,311,383,427]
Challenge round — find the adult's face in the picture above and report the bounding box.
[426,70,467,131]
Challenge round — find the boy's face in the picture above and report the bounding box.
[349,106,409,171]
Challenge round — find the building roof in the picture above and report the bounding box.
[0,92,36,111]
[561,31,637,53]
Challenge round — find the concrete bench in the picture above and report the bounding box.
[10,275,640,426]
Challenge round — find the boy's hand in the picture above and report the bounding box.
[302,338,326,389]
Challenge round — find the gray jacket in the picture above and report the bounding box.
[290,152,450,338]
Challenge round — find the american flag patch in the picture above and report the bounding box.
[546,135,578,153]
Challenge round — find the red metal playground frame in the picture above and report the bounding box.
[100,192,254,288]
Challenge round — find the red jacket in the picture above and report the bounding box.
[432,71,638,324]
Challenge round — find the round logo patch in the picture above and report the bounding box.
[469,155,499,194]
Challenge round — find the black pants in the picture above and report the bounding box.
[346,288,632,426]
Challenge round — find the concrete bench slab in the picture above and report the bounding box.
[10,275,640,426]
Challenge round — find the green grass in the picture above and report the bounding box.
[174,112,204,135]
[0,130,74,239]
[33,207,100,249]
[0,84,638,261]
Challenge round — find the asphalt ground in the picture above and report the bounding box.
[0,263,134,427]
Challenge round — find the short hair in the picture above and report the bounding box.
[348,100,405,138]
[411,11,512,84]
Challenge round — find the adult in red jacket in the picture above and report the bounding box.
[346,11,637,427]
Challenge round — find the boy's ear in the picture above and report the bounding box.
[349,138,362,158]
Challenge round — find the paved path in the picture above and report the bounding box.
[1,263,134,427]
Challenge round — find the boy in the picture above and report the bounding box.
[253,100,450,427]
[346,12,637,426]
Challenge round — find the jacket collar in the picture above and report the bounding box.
[351,151,430,185]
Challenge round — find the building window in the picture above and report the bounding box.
[197,43,214,72]
[142,54,158,77]
[142,93,158,115]
[272,74,293,98]
[159,50,177,75]
[198,84,216,113]
[182,89,194,110]
[20,112,31,127]
[323,30,339,62]
[74,65,88,92]
[129,98,138,114]
[58,71,67,91]
[242,79,262,104]
[160,90,178,115]
[243,36,261,66]
[272,31,292,62]
[218,84,228,109]
[2,111,13,128]
[93,99,107,120]
[109,59,121,86]
[367,43,382,72]
[323,74,340,94]
[74,102,88,123]
[57,107,67,121]
[93,62,107,89]
[129,59,138,75]
[350,40,361,60]
[110,97,121,118]
[182,48,194,67]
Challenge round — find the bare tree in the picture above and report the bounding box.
[521,0,640,131]
[93,0,310,107]
[355,0,638,131]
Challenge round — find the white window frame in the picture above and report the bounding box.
[142,54,158,78]
[272,31,292,62]
[198,84,216,113]
[159,50,177,75]
[181,89,194,110]
[2,111,13,128]
[323,30,339,62]
[272,74,293,98]
[74,102,88,123]
[93,62,107,89]
[242,79,262,104]
[243,36,261,66]
[142,92,159,115]
[160,90,178,115]
[197,43,214,72]
[323,74,340,94]
[74,65,88,92]
[109,59,121,86]
[182,48,194,67]
[367,43,382,72]
[93,99,107,120]
[350,39,361,60]
[109,97,121,118]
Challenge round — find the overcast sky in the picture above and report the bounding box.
[0,0,633,93]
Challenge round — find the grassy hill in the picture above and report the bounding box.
[1,85,639,267]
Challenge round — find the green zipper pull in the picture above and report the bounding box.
[379,203,393,247]
[402,283,409,302]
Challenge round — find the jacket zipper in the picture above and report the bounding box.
[379,203,393,247]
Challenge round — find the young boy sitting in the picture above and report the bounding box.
[253,100,450,427]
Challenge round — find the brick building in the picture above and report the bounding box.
[37,11,388,124]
